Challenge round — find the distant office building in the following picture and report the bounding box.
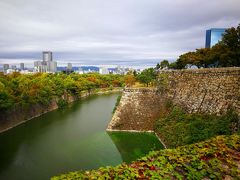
[62,63,73,74]
[115,65,127,75]
[47,61,57,73]
[6,69,15,74]
[99,67,109,74]
[3,64,9,71]
[205,28,226,48]
[20,63,24,70]
[34,51,57,73]
[67,63,72,70]
[34,61,41,67]
[11,65,17,70]
[3,64,9,74]
[34,60,46,72]
[43,51,53,61]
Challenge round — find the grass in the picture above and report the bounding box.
[112,95,122,113]
[155,106,240,148]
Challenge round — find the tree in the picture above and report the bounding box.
[137,68,156,86]
[124,74,136,87]
[155,63,160,70]
[218,24,240,67]
[0,82,14,112]
[169,62,178,69]
[160,60,170,69]
[133,70,137,77]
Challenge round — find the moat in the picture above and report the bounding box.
[0,94,163,180]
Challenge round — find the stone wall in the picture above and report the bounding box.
[107,68,240,131]
[0,94,77,133]
[161,67,240,115]
[107,88,164,131]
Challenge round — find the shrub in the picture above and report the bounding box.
[155,106,240,148]
[57,99,68,109]
[112,95,122,113]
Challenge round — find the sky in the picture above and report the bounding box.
[0,0,239,68]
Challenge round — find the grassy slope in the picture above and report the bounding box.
[51,134,240,179]
[155,106,240,148]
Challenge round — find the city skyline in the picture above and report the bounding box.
[0,0,239,67]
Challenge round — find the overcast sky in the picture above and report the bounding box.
[0,0,239,67]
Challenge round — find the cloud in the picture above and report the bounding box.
[0,0,239,67]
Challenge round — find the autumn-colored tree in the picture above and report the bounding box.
[124,74,136,87]
[0,73,125,113]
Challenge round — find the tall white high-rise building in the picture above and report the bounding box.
[3,64,9,74]
[43,51,53,61]
[47,61,57,72]
[20,63,24,70]
[34,51,57,73]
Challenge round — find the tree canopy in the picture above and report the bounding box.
[137,68,156,86]
[0,73,124,113]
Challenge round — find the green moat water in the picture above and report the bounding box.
[0,94,163,180]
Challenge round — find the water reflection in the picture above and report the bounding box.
[107,132,163,163]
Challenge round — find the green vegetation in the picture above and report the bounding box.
[156,60,170,70]
[57,99,67,109]
[108,132,163,163]
[51,134,240,179]
[112,95,122,113]
[0,72,124,113]
[157,73,169,92]
[136,68,156,87]
[155,106,240,148]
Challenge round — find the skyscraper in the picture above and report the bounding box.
[43,51,53,61]
[11,65,17,70]
[20,63,24,70]
[3,64,9,71]
[67,63,72,70]
[34,51,57,73]
[205,28,226,48]
[3,64,9,74]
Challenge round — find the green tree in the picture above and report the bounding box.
[0,82,14,112]
[0,73,125,112]
[155,63,160,70]
[160,60,170,69]
[137,68,156,86]
[218,24,240,67]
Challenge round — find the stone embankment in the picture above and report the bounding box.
[161,67,240,115]
[107,68,240,132]
[107,88,164,131]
